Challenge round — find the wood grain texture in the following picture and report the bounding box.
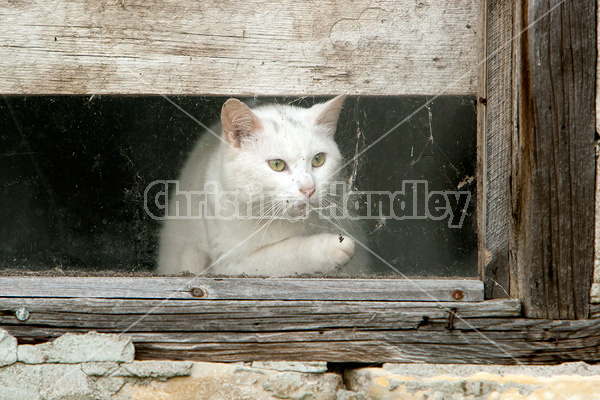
[0,0,480,95]
[595,0,600,306]
[15,326,600,364]
[0,277,484,301]
[508,0,521,304]
[0,298,520,332]
[510,0,596,319]
[479,0,513,299]
[3,298,600,364]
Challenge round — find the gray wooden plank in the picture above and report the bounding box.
[0,298,520,332]
[130,329,600,363]
[511,0,596,319]
[0,298,518,316]
[597,0,600,302]
[479,0,513,299]
[0,277,484,301]
[5,316,600,364]
[0,0,479,95]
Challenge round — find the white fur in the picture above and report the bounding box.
[157,97,371,276]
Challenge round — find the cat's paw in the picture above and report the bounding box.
[316,233,355,271]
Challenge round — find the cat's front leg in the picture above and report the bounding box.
[307,232,356,272]
[216,233,355,276]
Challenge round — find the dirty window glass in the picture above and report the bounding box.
[0,96,476,277]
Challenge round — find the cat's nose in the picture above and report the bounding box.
[299,186,315,198]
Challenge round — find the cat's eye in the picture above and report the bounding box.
[312,153,326,168]
[268,159,287,172]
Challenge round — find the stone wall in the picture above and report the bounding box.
[2,329,600,399]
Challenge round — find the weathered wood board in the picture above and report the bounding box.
[0,278,597,364]
[0,298,520,332]
[510,0,596,319]
[479,0,513,299]
[593,0,600,305]
[1,0,480,95]
[1,295,599,364]
[0,277,484,301]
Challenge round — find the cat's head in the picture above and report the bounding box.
[220,96,346,218]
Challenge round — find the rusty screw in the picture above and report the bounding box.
[190,287,207,298]
[451,289,465,301]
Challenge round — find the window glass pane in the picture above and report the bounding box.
[0,96,476,277]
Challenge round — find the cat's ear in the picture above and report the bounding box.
[221,98,262,147]
[311,94,346,137]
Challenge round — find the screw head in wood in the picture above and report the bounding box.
[451,290,465,301]
[15,307,29,321]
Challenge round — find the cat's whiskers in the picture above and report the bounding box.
[319,195,343,213]
[269,195,304,218]
[247,201,281,237]
[233,191,279,229]
[158,95,359,277]
[245,193,277,214]
[320,196,361,237]
[320,198,343,220]
[258,202,286,248]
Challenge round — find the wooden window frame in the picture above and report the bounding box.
[480,0,596,320]
[0,0,597,364]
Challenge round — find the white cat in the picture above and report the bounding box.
[157,95,370,276]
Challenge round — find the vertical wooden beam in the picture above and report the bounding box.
[511,0,596,319]
[480,0,514,299]
[594,0,600,304]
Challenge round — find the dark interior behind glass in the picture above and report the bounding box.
[0,96,477,276]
